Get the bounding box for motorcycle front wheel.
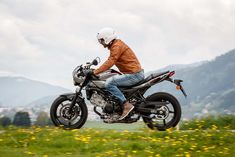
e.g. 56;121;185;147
50;96;88;129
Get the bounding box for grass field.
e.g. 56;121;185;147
0;121;234;157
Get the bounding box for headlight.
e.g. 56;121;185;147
73;75;84;84
72;65;85;85
72;65;81;77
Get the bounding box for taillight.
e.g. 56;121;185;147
168;71;175;77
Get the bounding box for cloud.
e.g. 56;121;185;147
0;0;234;88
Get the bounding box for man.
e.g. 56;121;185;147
93;27;144;120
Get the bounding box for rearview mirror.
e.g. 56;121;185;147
92;59;98;66
92;57;101;66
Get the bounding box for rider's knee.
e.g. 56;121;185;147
105;77;115;88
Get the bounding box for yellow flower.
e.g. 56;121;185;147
206;134;212;137
119;149;125;155
43;155;48;157
123;130;129;133
178;148;184;151
185;153;191;157
66;152;72;155
151;138;158;142
105;151;113;155
211;125;218;130
190;138;195;141
71;129;77;132
35;128;41;133
166;128;173;133
27;151;33;155
223;125;230;129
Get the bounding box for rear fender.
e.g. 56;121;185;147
166;78;187;97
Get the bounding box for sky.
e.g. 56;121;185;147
0;0;235;89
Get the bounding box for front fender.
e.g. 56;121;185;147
60;93;84;102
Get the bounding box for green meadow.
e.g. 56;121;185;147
0;115;235;157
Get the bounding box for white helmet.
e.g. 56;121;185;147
97;27;117;45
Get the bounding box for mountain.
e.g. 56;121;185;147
146;49;235;119
147;61;208;74
0;76;70;107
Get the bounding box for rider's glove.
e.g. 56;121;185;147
83;69;94;76
87;69;94;76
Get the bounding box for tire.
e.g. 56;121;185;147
50;96;88;129
142;92;181;131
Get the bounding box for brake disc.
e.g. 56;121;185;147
155;106;170;120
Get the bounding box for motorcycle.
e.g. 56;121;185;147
50;57;187;131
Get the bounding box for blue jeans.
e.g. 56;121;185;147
105;70;145;105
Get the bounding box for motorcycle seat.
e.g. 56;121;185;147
142;71;170;83
119;71;170;88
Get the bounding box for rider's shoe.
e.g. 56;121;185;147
119;101;134;120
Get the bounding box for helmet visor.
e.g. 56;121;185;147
98;38;105;45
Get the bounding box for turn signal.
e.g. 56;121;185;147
176;85;181;90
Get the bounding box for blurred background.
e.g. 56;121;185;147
0;0;234;125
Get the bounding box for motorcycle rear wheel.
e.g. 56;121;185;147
142;92;181;131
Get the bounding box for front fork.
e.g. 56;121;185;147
67;73;91;113
68;87;83;114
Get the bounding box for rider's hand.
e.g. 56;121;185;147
91;69;100;79
83;69;99;79
83;69;94;76
87;69;94;76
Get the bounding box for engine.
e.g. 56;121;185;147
90;91;108;107
89;91;120;114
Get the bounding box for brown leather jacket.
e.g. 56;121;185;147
94;39;142;75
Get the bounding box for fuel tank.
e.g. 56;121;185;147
89;69;121;88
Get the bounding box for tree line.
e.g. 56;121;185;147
0;111;52;127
